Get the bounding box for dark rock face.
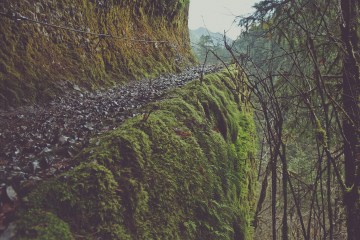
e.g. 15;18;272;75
0;0;194;108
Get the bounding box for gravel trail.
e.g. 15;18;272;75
0;66;221;191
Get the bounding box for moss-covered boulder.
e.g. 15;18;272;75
0;0;194;108
14;69;257;239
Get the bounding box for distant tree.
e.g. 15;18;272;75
193;34;231;65
198;35;214;49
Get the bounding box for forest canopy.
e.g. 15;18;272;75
222;0;360;239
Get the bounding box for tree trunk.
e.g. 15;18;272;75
340;1;360;239
272;154;277;240
280;143;289;240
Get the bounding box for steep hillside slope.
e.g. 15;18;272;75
12;69;257;239
0;0;194;108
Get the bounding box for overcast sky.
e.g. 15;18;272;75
188;0;260;39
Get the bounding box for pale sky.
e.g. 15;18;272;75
188;0;260;39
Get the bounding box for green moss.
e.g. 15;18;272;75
15;69;256;239
0;0;195;108
16;210;73;240
18;162;130;239
315;117;327;147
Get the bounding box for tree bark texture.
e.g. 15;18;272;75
340;0;360;239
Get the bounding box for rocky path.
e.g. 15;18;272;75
0;66;220;200
0;65;222;232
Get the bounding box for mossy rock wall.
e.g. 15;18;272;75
0;0;194;108
15;69;257;239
